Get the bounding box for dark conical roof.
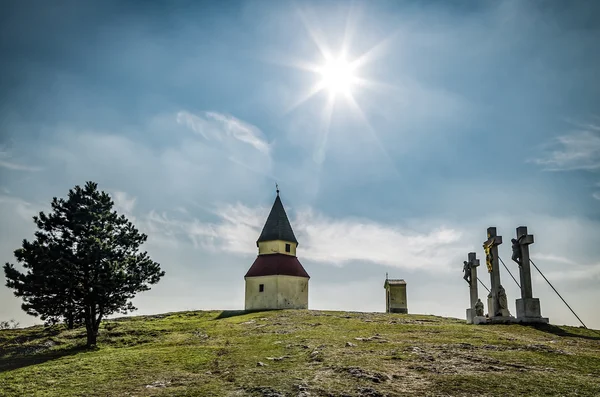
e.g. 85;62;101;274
257;194;298;245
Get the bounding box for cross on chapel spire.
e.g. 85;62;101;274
256;187;298;245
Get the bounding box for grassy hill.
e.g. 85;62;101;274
1;310;599;396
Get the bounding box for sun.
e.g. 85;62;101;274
317;56;357;96
285;50;366;113
282;6;397;116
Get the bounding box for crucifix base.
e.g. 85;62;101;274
466;308;475;324
516;298;549;323
475;316;518;325
466;309;487;324
516;316;549;324
473;315;549;325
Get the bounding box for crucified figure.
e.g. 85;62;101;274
462;261;472;285
511;235;525;266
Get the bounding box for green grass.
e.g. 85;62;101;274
1;310;599;396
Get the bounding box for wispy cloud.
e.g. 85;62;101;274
37;112;273;209
139;203;262;253
0;146;42;172
176;111;270;154
294;209;465;271
530;253;577;266
532;128;600;171
542;263;600;283
110;191;138;226
111;191;137;214
3;190;600;328
0;194;50;224
0;160;42;172
564;118;600;132
124;199;466;273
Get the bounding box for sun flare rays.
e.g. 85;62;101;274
283;5;398;115
281;6;398;178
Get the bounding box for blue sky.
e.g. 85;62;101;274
1;0;600;329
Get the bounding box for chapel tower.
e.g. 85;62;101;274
244;187;310;310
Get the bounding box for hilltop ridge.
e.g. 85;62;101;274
1;310;599;396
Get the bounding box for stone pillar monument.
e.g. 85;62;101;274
468;252;479;310
465;252;483;324
513;226;548;323
483;227;505;318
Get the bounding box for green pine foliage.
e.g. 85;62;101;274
3;181;165;346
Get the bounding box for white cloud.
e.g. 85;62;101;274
541;263;600;283
105;195;600;285
0;194;44;223
531;253;577;266
310;277;386;313
0;160;42;172
0;195;50;326
37;111;273;211
136;203;264;254
2;191;600;329
111;190;137;215
176;111;270;154
532;129;600;171
593;192;600;201
564;118;600;132
294;209;465;271
528;252;600;289
123;201;467;273
0;145;42;172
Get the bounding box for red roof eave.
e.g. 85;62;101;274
245;254;310;278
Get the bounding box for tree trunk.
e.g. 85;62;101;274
67;290;76;329
86;327;97;346
94;313;103;342
84;304;103;347
84;304;96;347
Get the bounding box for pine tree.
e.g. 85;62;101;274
4;181;165;346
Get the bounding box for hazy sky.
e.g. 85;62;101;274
1;0;599;329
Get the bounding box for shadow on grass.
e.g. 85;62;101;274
214;309;277;320
0;326;63;345
531;323;600;341
0;344;92;373
214;310;248;320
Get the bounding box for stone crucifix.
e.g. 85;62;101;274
515;226;534;300
513;226;546;321
483;227;503;317
467;252;480;309
465;252;481;323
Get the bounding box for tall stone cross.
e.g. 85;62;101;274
483;227;503;317
514;226;545;320
468;252;480;310
515;226;534;299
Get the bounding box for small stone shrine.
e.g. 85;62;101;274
384;275;408;314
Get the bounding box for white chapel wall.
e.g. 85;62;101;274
245;275;308;310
